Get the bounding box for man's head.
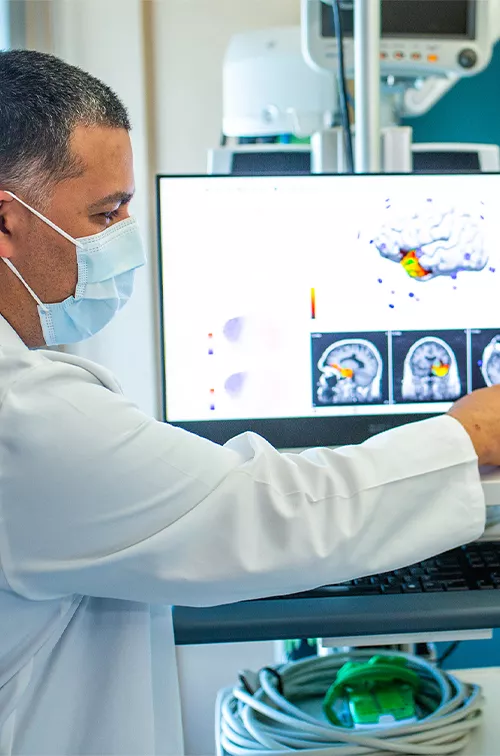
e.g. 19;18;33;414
0;50;135;347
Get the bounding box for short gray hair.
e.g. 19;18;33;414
0;49;131;205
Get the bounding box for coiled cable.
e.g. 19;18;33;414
217;649;483;755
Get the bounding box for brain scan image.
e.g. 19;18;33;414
401;336;461;401
316;338;383;404
372;200;487;282
480;336;500;387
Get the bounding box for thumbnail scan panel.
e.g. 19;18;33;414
310;328;489;409
311;332;389;407
392;330;467;403
471;329;500;389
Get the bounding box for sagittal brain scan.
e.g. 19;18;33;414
316;338;383;404
372;199;487;282
480;335;500;387
401;336;462;401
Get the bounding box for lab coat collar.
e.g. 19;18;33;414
0;315;29;350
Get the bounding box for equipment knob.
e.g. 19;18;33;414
458;48;478;69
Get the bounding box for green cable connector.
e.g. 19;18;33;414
323;655;420;729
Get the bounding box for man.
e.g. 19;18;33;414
0;48;496;755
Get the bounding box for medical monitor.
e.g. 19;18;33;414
157;173;500;448
302;0;494;78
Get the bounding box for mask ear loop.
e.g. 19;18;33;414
2;191;83;312
5;191;83;248
2;258;49;312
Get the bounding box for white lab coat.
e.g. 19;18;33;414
0;314;485;755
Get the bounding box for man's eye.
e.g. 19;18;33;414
101;209;120;221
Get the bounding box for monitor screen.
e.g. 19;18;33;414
413;150;481;173
321;0;474;39
231;150;311;176
157;173;500;447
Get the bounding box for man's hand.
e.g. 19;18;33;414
448;386;500;467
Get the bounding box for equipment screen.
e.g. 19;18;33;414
158;174;500;444
413;151;481;173
231;151;311;176
321;0;474;39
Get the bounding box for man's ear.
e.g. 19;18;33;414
0;191;15;259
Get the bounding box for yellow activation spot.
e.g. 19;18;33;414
332;363;354;379
431;362;450;378
400;250;430;279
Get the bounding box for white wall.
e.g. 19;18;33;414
150;0;300;174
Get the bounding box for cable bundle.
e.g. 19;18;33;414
217;649;483;755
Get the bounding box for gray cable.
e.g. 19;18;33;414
217;649;483;755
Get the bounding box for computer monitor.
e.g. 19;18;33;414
157;173;500;448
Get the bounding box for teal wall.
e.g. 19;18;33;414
404;42;500;146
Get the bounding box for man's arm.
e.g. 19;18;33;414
0;359;485;606
448;385;500;467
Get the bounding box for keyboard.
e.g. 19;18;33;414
293;541;500;598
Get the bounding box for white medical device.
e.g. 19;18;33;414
223;26;337;138
302;0;497;78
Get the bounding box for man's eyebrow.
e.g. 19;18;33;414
88;191;134;212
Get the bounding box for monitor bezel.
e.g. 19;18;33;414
156;172;496;448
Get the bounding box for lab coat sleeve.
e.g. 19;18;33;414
0;359;485;605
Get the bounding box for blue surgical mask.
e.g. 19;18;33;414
2;192;146;346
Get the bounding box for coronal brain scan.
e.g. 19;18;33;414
480;335;500;387
317;339;383;404
402;336;461;401
372;200;487;282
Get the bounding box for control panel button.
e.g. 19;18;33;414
394;51;405;59
411;52;422;60
458;48;478;68
380;51;388;59
427;53;439;63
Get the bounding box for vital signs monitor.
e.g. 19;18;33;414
302;0;496;78
157;173;500;448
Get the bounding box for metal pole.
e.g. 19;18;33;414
354;0;381;173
